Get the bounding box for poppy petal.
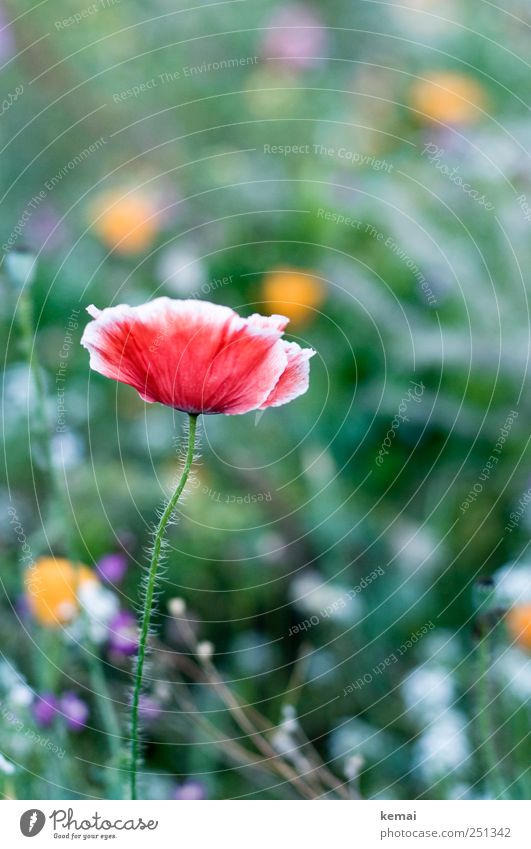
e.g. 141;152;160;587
260;341;316;409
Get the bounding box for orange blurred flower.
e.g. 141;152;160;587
26;558;98;628
261;268;326;325
410;72;486;125
90;189;161;255
506;604;531;650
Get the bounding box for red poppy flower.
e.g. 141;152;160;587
81;298;315;415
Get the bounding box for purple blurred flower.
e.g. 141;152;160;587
261;4;327;70
139;695;162;724
108;610;138;656
173;780;207;800
60;692;89;732
15;594;32;622
97;553;128;584
26;204;68;254
32;692;59;728
0;5;15;62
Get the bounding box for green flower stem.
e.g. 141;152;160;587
477;634;507;799
129;413;198;800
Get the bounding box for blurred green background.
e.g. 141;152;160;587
1;0;531;801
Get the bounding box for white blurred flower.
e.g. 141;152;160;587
272;728;297;756
197;641;214;660
0;754;15;775
74;581;120;644
0;661;20;691
272;707;312;773
51;430;84;469
168;597;186;618
329;718;394;763
2;364;37;429
462;123;531;183
254;530;288;565
9;684;33;709
280;704;299;735
156;245;206;295
392;520;442;575
5;249;36;289
493;647;531;702
414;710;470;782
301;444;336;487
494;562;531;606
344;754;364;781
290;571;359;621
0;662;33;707
402;665;455;724
418;630;462;668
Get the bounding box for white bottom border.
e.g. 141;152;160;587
2;799;529;848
